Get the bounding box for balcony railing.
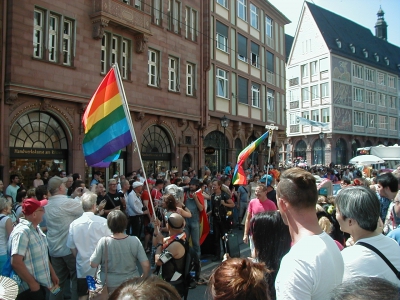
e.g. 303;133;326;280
90;0;152;40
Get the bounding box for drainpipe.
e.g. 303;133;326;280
0;0;7;175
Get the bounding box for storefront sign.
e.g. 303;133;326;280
10;147;67;158
141;153;171;160
204;147;215;154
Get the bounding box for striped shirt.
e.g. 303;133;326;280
9;218;52;293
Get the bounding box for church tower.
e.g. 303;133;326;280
375;6;388;40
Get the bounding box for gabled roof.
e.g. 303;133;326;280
306;1;400;75
285;34;294;63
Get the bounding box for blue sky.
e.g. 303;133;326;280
268;0;400;47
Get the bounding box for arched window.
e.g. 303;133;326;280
10;112;68;149
235;138;243;162
335;138;347;165
9;111;68;188
141;125;171;153
312;139;325;165
141;125;172;175
294;140;307;160
182;153;191;172
351;139;361;157
204;131;229;173
365;140;373;147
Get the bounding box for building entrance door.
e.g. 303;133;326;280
141;125;172;176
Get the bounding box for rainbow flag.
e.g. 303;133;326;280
232;131;269;185
196;189;210;245
82;66;134;167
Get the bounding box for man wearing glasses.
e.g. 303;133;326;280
9;198;59;300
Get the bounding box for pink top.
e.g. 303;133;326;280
248;198;277;218
334;240;344;251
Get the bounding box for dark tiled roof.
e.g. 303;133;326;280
306;1;400;75
285;34;294;63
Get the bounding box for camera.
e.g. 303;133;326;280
159;251;173;263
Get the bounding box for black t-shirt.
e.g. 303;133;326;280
96;194;106;205
267;189;277;206
211;191;230;220
105;192;124;211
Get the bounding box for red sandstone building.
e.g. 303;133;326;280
0;0;289;186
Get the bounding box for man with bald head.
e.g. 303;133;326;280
154;213;187;297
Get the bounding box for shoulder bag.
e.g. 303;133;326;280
90;237;109;300
357;241;400;280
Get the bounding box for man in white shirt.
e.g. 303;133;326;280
336;186;400;286
46;176;84;300
342;168;353;181
275;168;344;300
127;181;144;238
67;192;111;300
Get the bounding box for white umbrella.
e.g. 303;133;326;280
349;155;385;165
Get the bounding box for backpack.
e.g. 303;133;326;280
10;203;21;225
166;240;201;300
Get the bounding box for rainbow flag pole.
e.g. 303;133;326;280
232;124;279;185
113;65;158;217
232;131;269;185
82;64;157;215
264;124;279;176
82;64;135;167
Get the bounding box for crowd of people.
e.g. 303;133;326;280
0;161;399;300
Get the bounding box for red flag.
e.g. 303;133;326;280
196;189;210;245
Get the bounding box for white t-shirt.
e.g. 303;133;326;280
66;212;111;278
342;234;400;286
275;231;344;300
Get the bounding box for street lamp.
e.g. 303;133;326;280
220;115;230;169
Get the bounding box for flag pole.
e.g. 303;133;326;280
265;124;279;176
113;64;156;220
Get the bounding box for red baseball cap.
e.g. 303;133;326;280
146;179;156;185
22;198;48;216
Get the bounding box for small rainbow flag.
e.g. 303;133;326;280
82;66;134;167
232;131;269;185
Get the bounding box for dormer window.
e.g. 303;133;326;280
349;43;355;53
363;48;368;58
336;38;341;48
384;57;389;65
374;53;379;62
